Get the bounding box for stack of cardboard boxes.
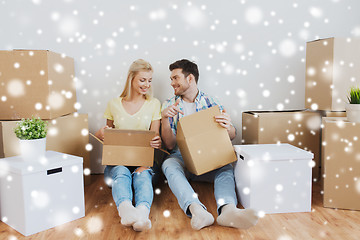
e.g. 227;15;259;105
241;37;360;211
0;49;91;185
305;38;360;211
242;110;321;180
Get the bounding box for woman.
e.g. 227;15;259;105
96;59;161;231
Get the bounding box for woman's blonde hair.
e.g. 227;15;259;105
120;59;153;100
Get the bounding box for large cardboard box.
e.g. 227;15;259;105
322;117;360;210
102;129;155;167
0;113;91;185
176;106;237;175
305;38;360;111
234;144;313;214
0;151;85;236
0;50;76;120
242;110;321;180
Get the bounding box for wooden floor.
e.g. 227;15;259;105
1;175;360;240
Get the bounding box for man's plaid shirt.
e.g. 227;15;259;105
161;90;224;136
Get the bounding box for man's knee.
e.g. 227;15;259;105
162;157;183;174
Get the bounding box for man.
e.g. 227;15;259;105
161;59;259;230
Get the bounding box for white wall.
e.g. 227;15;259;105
1;0;359;173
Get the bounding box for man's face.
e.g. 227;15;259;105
170;68;190;96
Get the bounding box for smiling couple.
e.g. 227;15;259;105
96;59;258;232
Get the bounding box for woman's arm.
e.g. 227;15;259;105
149;119;161;149
95;120;114;141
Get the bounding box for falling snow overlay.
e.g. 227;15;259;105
1;0;360;238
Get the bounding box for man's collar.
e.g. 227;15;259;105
194;89;201;102
175;89;201;103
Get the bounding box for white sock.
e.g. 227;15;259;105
117;201;139;226
217;204;258;229
132;205;151;232
189;203;214;230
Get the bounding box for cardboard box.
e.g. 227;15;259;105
102;129;155;167
305;38;360;111
234;144;313;214
176;106;237;175
322;117;360;210
0;151;85;236
242;110;321;180
0;113;91;185
0;50;76;120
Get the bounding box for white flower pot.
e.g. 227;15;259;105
19;137;46;162
345;103;360;123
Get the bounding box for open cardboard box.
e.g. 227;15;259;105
176;105;237;175
100;129;155;167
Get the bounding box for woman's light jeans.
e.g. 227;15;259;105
104;165;154;210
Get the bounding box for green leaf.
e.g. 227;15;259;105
13;116;48;140
348;86;360;104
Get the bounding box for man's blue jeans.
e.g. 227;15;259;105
104;165;154;210
162;150;237;217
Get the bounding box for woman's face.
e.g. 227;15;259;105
131;71;153;96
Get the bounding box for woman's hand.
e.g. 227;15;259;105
95;125;111;141
150;135;162;149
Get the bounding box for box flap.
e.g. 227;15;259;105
243;109;308;116
0;151;83;175
234;144;313;161
322;117;348;123
307;37;334;43
104;129;155;147
178;105;221;137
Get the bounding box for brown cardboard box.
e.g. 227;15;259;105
322;117;360;210
0;113;91;185
176;106;237;175
0;50;76;120
102;129;155;166
242;110;321;180
305;38;360;111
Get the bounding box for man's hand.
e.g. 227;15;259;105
214;109;232;132
161;98;184;119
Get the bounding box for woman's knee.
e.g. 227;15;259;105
111;165;131;179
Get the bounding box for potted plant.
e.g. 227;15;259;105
14;117;48;161
345;86;360;123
